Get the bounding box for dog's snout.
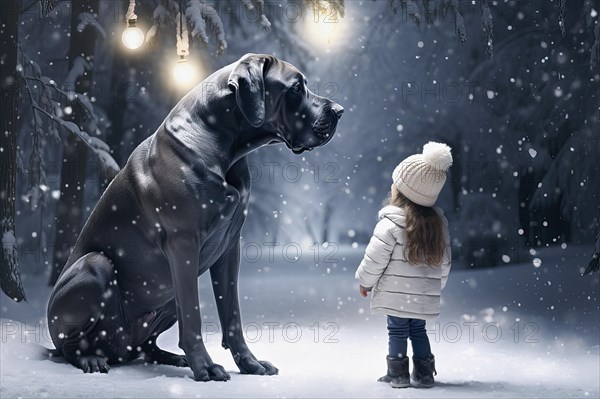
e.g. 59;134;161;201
332;103;344;120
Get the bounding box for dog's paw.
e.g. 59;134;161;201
235;353;278;375
143;349;189;368
157;353;188;368
193;363;231;382
172;355;189;368
78;356;110;373
254;360;279;375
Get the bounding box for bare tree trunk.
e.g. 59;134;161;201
0;0;26;301
518;166;536;247
321;200;333;243
304;217;318;244
106;55;127;166
49;0;99;285
448;134;463;213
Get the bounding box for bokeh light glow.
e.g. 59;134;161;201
173;57;195;87
122;20;144;50
302;7;345;50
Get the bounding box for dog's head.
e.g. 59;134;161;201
228;53;343;154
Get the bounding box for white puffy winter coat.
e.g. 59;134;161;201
355;205;451;320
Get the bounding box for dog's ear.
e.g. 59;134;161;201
228;54;269;128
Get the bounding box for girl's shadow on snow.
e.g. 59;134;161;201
435;381;511;391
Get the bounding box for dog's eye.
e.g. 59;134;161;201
293;82;302;93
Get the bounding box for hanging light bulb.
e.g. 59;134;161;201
122;19;144;49
173;55;195;85
303;4;345;50
172;0;196;87
122;0;144;50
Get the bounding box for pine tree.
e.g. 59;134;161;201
0;0;26;301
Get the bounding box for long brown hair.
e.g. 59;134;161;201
387;186;445;266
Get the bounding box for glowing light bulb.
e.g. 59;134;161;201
173;56;195;86
122;19;144;50
303;7;345;50
313;17;337;36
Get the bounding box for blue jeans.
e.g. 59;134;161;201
387;316;432;359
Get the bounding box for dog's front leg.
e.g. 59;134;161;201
210;241;279;375
164;233;230;382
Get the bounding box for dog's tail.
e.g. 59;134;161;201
46;348;63;358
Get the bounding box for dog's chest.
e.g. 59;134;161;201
199;193;248;270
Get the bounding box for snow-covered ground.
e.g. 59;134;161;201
1;244;598;398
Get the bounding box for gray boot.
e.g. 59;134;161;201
411;355;437;388
378;356;410;388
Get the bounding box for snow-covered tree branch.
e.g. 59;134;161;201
17;49;120;180
146;0;346;56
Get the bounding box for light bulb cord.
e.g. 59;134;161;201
179;0;183;40
176;0;189;56
126;0;137;22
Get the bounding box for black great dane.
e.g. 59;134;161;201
47;53;343;381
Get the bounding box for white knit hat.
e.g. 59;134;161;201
392;142;453;207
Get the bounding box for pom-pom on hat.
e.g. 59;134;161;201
392;142;453;207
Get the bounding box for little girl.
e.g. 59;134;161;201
355;142;452;389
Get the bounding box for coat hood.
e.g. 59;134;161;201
378;205;447;227
378;205;406;227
